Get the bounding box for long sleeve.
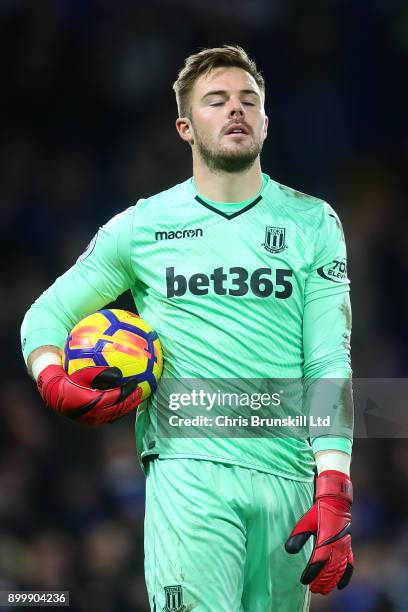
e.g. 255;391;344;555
21;206;136;364
303;203;353;453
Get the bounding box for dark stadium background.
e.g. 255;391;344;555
2;1;408;611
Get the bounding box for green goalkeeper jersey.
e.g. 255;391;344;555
21;174;352;481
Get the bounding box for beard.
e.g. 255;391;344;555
193;125;264;173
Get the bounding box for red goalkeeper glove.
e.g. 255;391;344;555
285;470;353;595
37;365;143;426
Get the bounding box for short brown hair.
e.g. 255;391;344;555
173;45;265;117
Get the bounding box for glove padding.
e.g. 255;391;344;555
285;470;353;595
37;364;143;426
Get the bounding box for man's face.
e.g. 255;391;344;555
184;67;268;173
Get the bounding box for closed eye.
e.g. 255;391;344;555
210;101;256;107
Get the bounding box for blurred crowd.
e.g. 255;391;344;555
1;0;408;610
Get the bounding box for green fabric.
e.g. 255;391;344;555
21;175;353;479
144;458;313;612
192;173;268;213
311;436;352;455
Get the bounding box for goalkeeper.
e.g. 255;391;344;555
21;45;354;611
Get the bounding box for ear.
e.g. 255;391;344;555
263;114;269;139
176;117;194;145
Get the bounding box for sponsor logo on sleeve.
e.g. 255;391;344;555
317;259;347;282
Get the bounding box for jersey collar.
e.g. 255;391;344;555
187;173;270;220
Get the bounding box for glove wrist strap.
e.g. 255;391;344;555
316;470;353;504
37;364;65;393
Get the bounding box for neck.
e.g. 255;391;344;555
192;156;263;202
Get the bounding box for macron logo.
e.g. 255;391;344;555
155;228;203;241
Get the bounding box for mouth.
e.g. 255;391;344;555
224;124;250;136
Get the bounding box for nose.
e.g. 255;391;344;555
227;96;245;119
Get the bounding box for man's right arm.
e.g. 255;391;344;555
21;206;135;367
21;206;143;425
